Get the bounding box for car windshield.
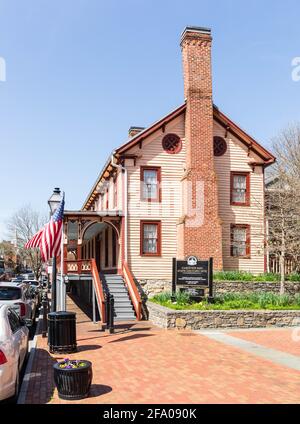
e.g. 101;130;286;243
29;281;39;286
0;287;21;300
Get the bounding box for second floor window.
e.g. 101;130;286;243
231;172;250;206
141;167;161;202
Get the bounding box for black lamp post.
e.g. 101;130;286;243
48;187;62;312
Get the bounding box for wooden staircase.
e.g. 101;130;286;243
101;274;136;321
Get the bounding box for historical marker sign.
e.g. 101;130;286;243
172;256;213;301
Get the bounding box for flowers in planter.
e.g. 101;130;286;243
58;358;87;369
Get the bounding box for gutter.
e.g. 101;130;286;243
110;153;128;263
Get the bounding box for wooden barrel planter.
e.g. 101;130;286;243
53;359;93;400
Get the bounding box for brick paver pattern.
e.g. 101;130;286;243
24;297;300;404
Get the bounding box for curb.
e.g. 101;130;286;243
17;310;44;404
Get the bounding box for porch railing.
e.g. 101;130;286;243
122;261;142;321
90;259;106;324
64;260;92;275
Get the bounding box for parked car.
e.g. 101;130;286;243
0;304;29;401
0;283;37;323
25;280;42;305
10;277;23;284
21;273;35;281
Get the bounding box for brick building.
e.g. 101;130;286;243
63;27;275;318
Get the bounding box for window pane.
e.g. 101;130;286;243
232;227;247;257
232;175;247;203
67;221;78;244
143;170;158;199
143;224;158;253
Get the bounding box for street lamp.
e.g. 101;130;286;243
48;187;61;312
48;187;62;215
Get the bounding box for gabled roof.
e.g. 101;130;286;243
82;103;275;210
213;106;275;164
115;103;186;155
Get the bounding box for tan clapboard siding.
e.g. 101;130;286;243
214;121;265;274
125;114;186;280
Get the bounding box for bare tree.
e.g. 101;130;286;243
7;205;47;280
266;123;300;294
0;240;17;272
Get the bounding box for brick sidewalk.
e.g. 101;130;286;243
228;328;300;356
23;297;300;404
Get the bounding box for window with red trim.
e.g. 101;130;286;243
140;221;161;256
230;172;250;206
231;224;251;258
140;167;161;202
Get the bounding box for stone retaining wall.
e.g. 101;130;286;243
138;279;300;298
147;301;300;330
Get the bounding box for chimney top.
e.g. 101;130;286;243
180;26;212;45
128;126;145;138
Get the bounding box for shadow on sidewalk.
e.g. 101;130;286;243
89;384;113;398
77;344;102;352
109;333;154;343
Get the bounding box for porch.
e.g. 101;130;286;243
61;210;142;322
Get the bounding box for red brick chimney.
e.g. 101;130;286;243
180;26;223;269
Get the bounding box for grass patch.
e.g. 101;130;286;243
151;291;300;311
213;271;300;282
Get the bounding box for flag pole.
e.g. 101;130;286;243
60;192;65;311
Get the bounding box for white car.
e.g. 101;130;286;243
0;283;37;323
0;304;29;401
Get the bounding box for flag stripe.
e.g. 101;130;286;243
24;194;65;263
25;229;43;249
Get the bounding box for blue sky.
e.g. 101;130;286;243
0;0;299;240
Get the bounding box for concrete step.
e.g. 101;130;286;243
114;299;133;305
114;304;134;311
105;284;126;289
109;287;128;295
115;314;136;321
110;294;129;299
102;275;123;280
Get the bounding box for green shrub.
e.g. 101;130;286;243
151;291;300;310
213;271;255;281
213;271;300;282
151;290;191;306
287;273;300;281
152;291;172;304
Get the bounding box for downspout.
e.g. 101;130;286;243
111;153;128;263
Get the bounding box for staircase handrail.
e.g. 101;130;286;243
122;261;142;321
90;259;106;324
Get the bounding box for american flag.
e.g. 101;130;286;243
24;228;43;249
25;194;65;262
40;194;65;262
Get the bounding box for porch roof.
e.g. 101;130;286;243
64;210;123;220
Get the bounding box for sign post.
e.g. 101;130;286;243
172;256;214;302
171;257;177;301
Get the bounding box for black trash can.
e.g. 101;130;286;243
48;311;77;354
